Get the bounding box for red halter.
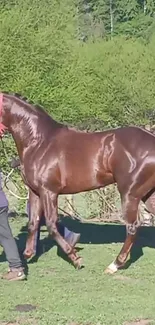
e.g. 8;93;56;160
0;93;7;137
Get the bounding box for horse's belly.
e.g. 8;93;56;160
59;183;101;195
59;171;114;195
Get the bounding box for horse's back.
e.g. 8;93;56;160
114;126;155;153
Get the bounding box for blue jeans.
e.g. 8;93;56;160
0;207;22;268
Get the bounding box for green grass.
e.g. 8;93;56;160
0;217;155;325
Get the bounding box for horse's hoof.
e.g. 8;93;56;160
104;261;118;275
23;249;34;259
104;267;116;275
74;257;83;270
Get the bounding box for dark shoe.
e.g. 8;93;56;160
65;232;81;247
1;267;26;281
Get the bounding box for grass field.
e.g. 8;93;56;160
0;216;155;325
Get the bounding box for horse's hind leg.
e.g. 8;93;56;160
142;189;155;216
105;194;140;274
24;189;42;259
41;190;83;269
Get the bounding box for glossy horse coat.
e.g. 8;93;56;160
1;92;155;272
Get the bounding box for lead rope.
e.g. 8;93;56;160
4;168;28;200
1;137;28;200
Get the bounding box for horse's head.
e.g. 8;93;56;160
0;92;29;137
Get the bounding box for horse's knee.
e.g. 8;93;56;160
28;221;34;232
28;219;39;232
46;220;58;237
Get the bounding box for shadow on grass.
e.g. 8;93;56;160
61;217;155;270
1;215;155;271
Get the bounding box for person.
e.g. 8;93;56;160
0;170;25;281
11;158;81;255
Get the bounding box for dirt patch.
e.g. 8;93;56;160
14;304;37;313
124;319;154;325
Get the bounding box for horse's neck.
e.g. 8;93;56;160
10;118;37;153
7;99;66;150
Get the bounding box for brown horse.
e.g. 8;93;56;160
1;91;155;273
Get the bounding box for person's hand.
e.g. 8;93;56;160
10;158;20;169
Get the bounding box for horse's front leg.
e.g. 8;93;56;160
105;194;140;274
24;189;42;259
41;190;83;269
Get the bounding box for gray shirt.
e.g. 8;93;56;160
0;171;8;208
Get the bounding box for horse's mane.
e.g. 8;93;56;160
3;91;47;114
3;91;67;126
2;92;86;133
